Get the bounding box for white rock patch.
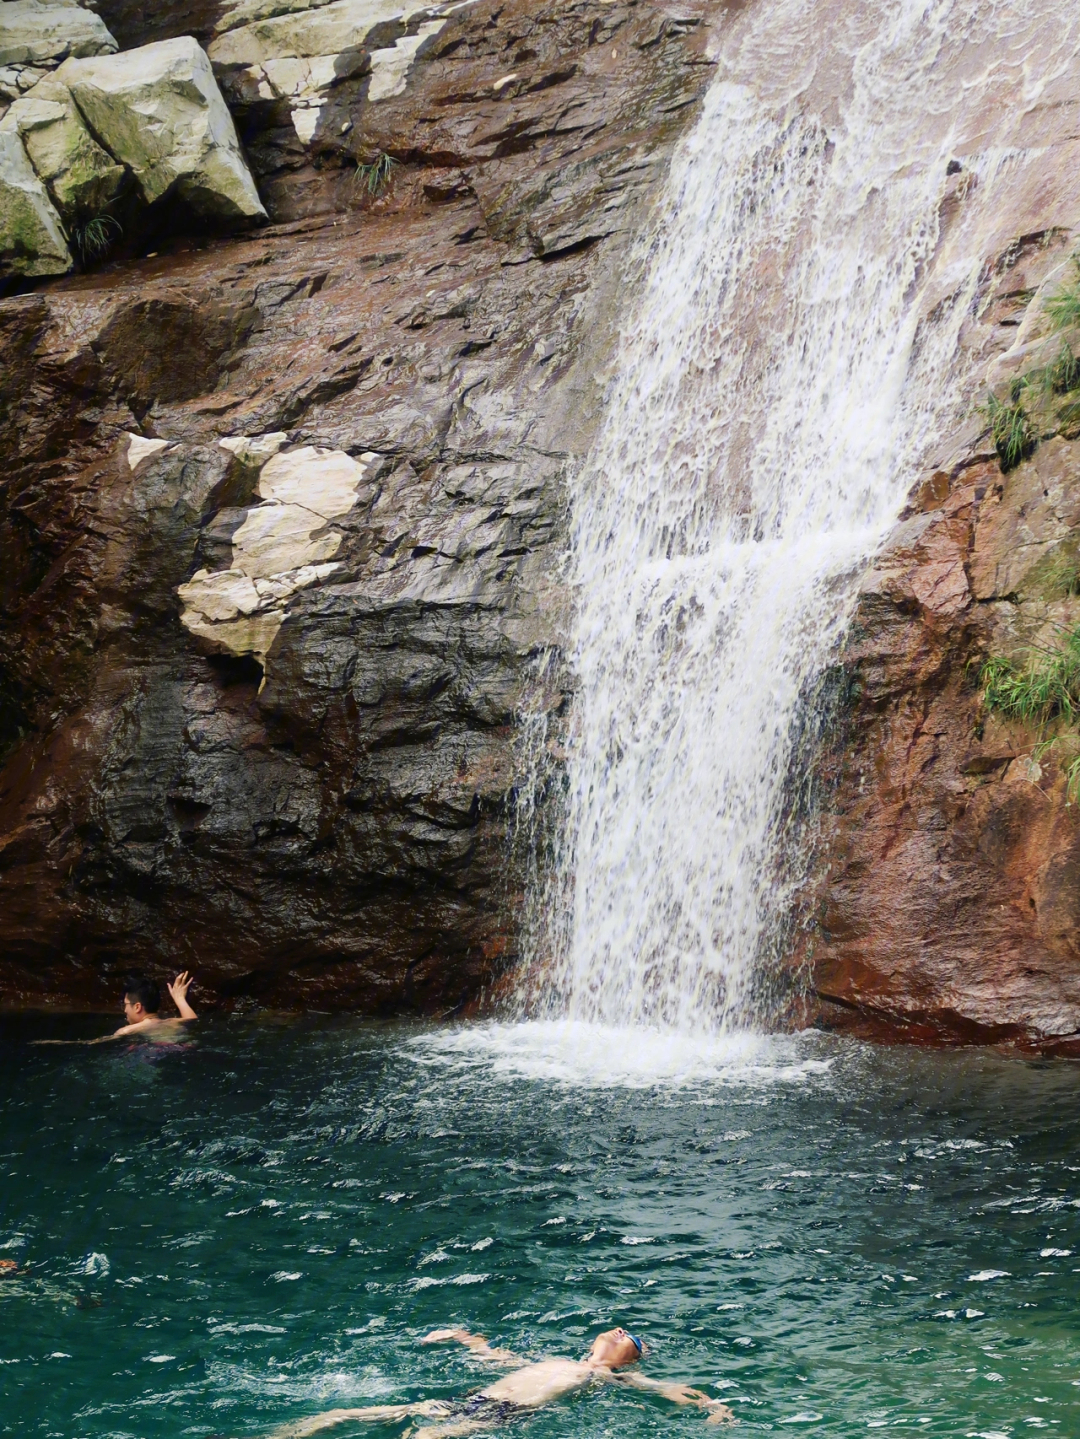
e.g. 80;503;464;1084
208;0;422;68
291;104;321;143
257;445;370;514
219;431;287;466
179;444;378;664
366;17;446;101
208;0;458;137
229;501;344;575
215;0;336;34
125;434;174;469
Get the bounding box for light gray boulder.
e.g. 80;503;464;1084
0;127;71;275
0;0;117;68
57;36;266;221
0;73;125;217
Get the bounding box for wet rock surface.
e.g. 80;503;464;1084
0;0;713;1010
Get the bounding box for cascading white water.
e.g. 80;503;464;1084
526;0;1080;1031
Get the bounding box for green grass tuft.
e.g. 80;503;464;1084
354;152;395;196
71;213;122;264
981;628;1080;802
1066;753;1080;803
1044;343;1080;396
1044;260;1080;333
980;392;1036;471
981;629;1080;729
1041;548;1080;599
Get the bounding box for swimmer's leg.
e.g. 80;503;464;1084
267;1401;449;1437
409;1419;508;1439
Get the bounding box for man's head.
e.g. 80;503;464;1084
123;975;161;1023
586;1327;644;1369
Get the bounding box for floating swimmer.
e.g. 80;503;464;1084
32;972;197;1045
264;1326;735;1436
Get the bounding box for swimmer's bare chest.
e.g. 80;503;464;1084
480;1359;598;1408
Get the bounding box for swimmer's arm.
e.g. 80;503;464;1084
32;1016;181;1045
32;1029;135;1045
167;970;197;1021
421;1329;524;1365
608;1372;736;1424
33;1017;188;1045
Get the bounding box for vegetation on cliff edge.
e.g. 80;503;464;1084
980;259;1080;472
981;624;1080;799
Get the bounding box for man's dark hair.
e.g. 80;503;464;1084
123;975;161;1013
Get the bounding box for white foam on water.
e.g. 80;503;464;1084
406;1020;833;1091
521;0;1080;1032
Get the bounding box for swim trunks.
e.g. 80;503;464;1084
443;1394;524;1425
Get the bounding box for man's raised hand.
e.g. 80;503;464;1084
167;971;197;1020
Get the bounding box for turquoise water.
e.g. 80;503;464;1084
2;1015;1079;1438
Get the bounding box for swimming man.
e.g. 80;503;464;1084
32;972;197;1044
264;1325;735;1436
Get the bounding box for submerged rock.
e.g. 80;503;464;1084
0;128;71;276
56;36;266;220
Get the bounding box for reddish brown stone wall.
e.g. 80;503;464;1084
809;230;1080;1053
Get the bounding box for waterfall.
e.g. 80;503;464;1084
522;0;1080;1031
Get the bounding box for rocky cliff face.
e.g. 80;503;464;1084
0;0;713;1010
8;0;1080;1049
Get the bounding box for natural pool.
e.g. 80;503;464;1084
1;1016;1079;1438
